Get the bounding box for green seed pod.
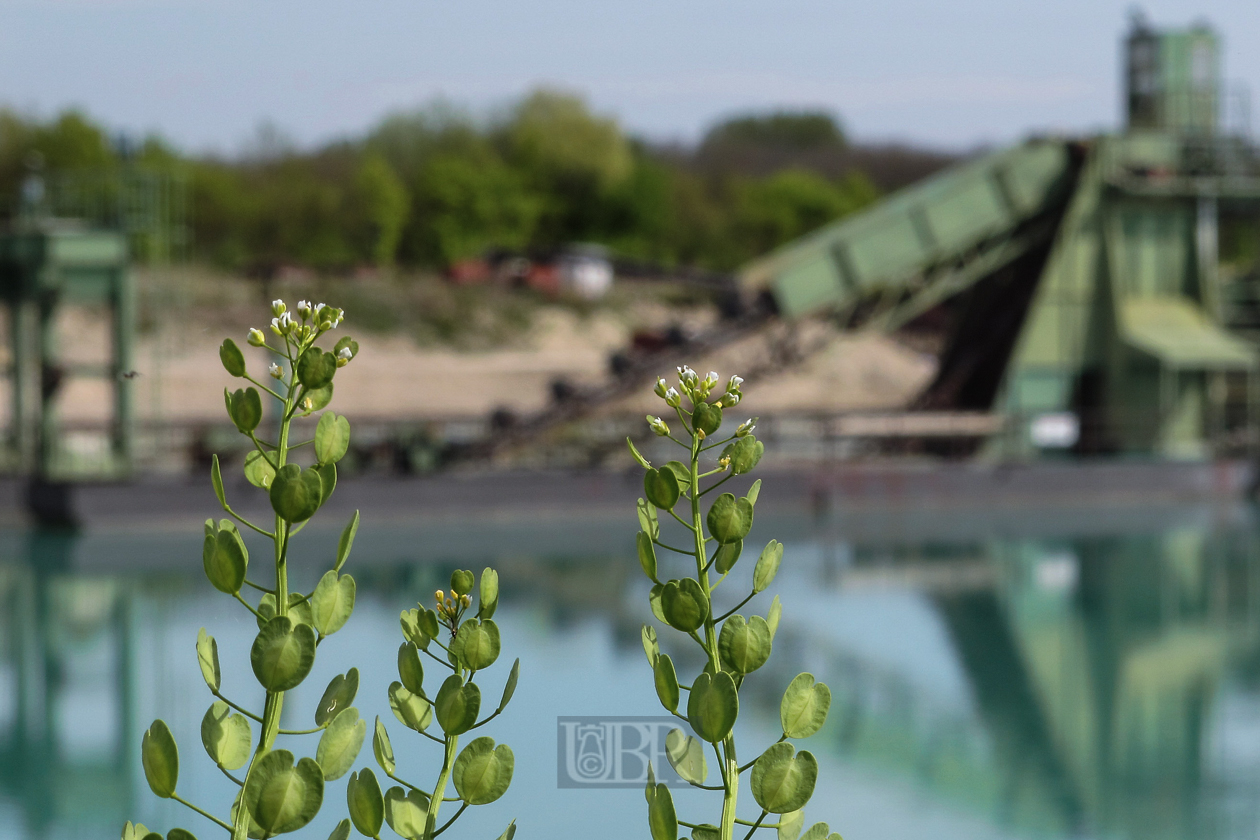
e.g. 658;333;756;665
451;569;475;597
750;743;818;814
644;467;681;510
219;338;246;377
346;769;384;837
452;737;515;805
297;347;337;390
692;401;723;435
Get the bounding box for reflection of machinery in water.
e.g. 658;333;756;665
0;531;134;838
774;518;1260;840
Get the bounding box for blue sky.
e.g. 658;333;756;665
1;0;1257;154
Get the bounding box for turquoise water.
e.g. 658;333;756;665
3;499;1260;840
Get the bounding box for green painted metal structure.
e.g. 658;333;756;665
0;221;134;478
737;16;1260;459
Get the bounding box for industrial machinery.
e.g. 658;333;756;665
738;15;1260;459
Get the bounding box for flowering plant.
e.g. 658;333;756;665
631;367;840;840
124;299;365;840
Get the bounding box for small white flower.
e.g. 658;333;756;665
268;363;283;379
727;375;744;392
646;415;670;437
664;387;681;407
704;371;720;387
247;328;265;347
278;311;293;330
736;418;756;437
313;302;326;318
270;318;284;336
271;299;286;317
677;365;698;385
337;347;353;361
296;300;312;319
654;377;669;398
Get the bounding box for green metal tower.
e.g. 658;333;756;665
736;15;1260;460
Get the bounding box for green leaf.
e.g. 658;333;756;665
383;786;429;840
636;531;659;582
780;673;831;739
653;653;679;712
325;820;351;840
686;671;739;743
767;594;783;639
202;521;248;594
313;462;337;507
713;539;742;574
665;728;707;784
692;827;720;840
196;628;221;693
201;700;251;771
661;578;708;632
747;478;762;506
644;467;681;510
646;782;678;840
167;829;199;840
335;510;359;573
316;668;360;728
317;707;366;781
141;720;178;798
227;387;263;433
372;717;395;775
397;642;424;695
305;382;334;413
754;540;784;593
210;455;226;509
269;464;323;523
315;411;351;464
298;347;337;390
637;497;660;540
497;658;520;712
626;437;652;468
250;616;317;691
777;810;805;840
451;618;500;670
243;450;276;489
310;570;356;636
388;681;433;732
718;615;773;674
452;737;515;805
479;566;500;619
496;821;517;840
219;338;246;377
243;750;324;835
434;674;481;735
399;609;431;650
346;769;384;837
707;493;753;544
692;401;723;435
750;742;818;813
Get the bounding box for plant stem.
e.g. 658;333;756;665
232;366;295;840
424;734;459;839
690;433;739;840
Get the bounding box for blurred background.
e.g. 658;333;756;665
3;1;1260;838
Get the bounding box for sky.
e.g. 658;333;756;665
1;0;1258;155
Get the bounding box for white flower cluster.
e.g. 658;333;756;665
256;298;346;343
653;366;744;408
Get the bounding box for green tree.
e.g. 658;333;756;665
355;152;410;266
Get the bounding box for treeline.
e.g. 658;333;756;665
0;91;958;273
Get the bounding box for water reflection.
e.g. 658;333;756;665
2;502;1260;839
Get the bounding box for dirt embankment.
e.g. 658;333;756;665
0;269;936;426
